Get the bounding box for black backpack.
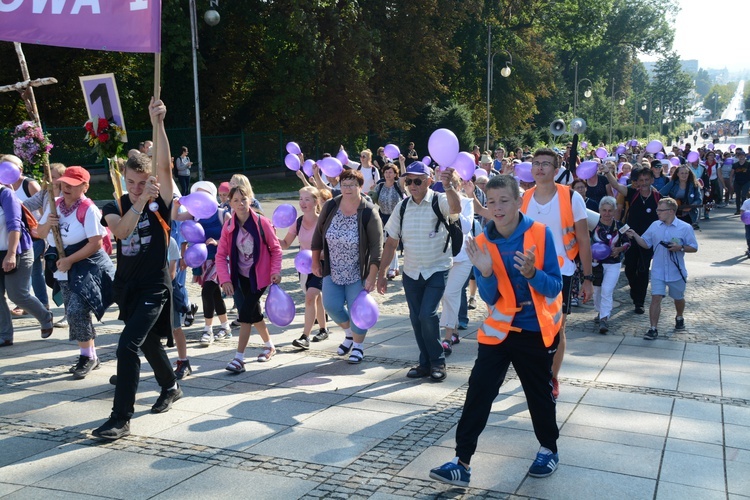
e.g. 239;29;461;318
399;194;463;257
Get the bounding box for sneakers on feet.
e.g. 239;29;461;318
312;328;329;342
92;414;130;440
675;316;685;331
151;384;183;413
184;303;198;327
442;340;453;357
599;318;609;334
230;319;241;328
451;333;461;344
200;331;213;346
292;334;310;350
644;327;658;340
174;359;192;379
214;327;230;341
551;377;560;399
634;305;645;314
528;450;559;478
54;316;69;328
72;355;100;380
467;297;477;310
429;457;471;487
257;347;276;362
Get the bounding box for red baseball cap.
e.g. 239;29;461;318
57;166;90;186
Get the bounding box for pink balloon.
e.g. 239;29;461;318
645;140;663;154
669;157;680;166
0;161;21;185
741;211;750;224
286;142;301;155
285;153;301;171
383;144;400;160
595;147;608;159
576;160;598;180
180;220;205;244
515;162;534;183
580;141;588;149
272;204;298;228
265;284;295;327
422;156;432;166
452;152;476;181
318;157;343;178
180;191;218;220
350;290;379;330
687;151;699;163
591;242;612;260
184;243;208;268
302;159;315;177
336;149;349;165
294;249;313;274
428;128;460;167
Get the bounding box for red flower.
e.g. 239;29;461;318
85;121;94;133
98;133;109;143
98;118;109;130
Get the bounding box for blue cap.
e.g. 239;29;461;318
400;161;431;177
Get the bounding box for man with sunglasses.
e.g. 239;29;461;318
378;162;461;382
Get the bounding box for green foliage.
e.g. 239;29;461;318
411;100;474;153
702;82;738;117
695;69;712;97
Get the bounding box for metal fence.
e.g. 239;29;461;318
1;126;409;180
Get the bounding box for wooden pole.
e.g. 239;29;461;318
152;53;161;178
12;43;65;256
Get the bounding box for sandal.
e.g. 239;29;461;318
348;347;364;364
257;347;276;362
430;365;447;382
406;365;430;379
337;337;354;356
225;358;245;373
41;328;54;339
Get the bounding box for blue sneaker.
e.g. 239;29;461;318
528;450;559;478
429;457;471;487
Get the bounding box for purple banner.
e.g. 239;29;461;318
0;0;161;53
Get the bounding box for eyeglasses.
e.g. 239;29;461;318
656;208;674;212
340;183;359;189
531;161;554;168
404;178;424;186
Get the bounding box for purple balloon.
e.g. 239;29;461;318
687;151;699;163
724;158;734;166
655;152;665;159
595;147;608;159
581;141;588;149
669;157;680;166
285;153;301;171
336;149;349;165
302;159;315;177
452;152;476;181
272;204;298;229
0;161;21;185
286;141;301;155
184;243;208;268
428;128;460;167
645;140;663;154
180;191;218;220
422;156;432;166
576;160;598;180
741;211;750;224
515;162;534;183
615;145;626;155
294;249;313;274
474;168;489;180
383;144;400;160
318;157;343;178
350;290;379;330
630;140;639;147
180;220;206;244
730;144;736;150
706;143;714;150
591;242;612;260
265;284;296;327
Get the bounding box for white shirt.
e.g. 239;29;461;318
523;189;588;276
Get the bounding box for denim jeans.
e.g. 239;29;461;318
458;275;470;326
322;276;367;336
402;270;448;369
30;239;48;308
0;249;53;342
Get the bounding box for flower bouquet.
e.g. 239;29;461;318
84;116;126;162
12;121;53;178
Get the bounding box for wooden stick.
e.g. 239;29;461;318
0;77;58;94
152;53;161;177
13;43;65;256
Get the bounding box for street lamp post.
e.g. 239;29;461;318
573;62;592;117
712;94;718;119
485;25;512;152
633;97;647;138
609;78;627;145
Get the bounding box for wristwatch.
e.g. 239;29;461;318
583;274;595;281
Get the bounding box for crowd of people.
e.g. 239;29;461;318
3;98;749;485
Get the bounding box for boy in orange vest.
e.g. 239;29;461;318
429;175;563;487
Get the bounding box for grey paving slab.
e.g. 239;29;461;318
0;390;78;418
208;391;328;426
2;486;112;499
724;405;750;426
560;423;666;451
566;404;671;437
153;414;287;451
659;450;726;493
297;405;417;439
515;465;656;500
655;482;728;500
727;450;750;497
0;436;61;468
667;416;724;445
0;484;24;497
677;374;723;395
355;371;468;406
725;423;750;450
579;387;674;415
16;397;114;430
665;438;724;460
557;435;662;479
0;443;110;486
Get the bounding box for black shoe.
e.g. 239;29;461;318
109;374;117;386
644;327;658;340
675;316;685;331
92;414;130;440
312;328;329;342
634;305;645;315
72;355;100;380
184;303;198;327
292;334;310;350
151;385;183;414
174;359;192;380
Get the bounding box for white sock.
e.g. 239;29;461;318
203;325;212;332
539;446;553;456
235;351;245;361
341;336;354;348
221;321;230;330
168;383;178;391
264;340;274;349
352;342;363;351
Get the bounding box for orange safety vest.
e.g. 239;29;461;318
475;221;563;348
521;184;578;261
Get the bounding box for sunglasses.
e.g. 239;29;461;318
404;178;424;186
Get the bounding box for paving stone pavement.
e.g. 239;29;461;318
1;191;749;499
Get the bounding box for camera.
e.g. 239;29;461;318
659;241;673;249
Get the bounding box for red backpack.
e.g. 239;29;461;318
55;198;114;255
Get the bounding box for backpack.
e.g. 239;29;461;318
372;180;403;204
320;197;373;232
357;163;377;181
0;185;39;239
399;194;463;257
57;198;114;255
22;177;33;198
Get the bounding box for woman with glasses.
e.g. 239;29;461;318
349;149;380;194
371;164;405;280
311;169;383;364
660;166;702;226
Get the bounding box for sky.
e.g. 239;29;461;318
639;0;748;72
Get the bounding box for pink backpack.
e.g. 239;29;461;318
55;198;114;255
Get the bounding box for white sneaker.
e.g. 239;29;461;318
214;327;230;340
200;331;213;346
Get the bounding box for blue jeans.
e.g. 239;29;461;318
402;270;448;369
458;275;470;326
31;239;48;308
322;276;367;336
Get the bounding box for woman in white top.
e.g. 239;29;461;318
350;149;381;194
